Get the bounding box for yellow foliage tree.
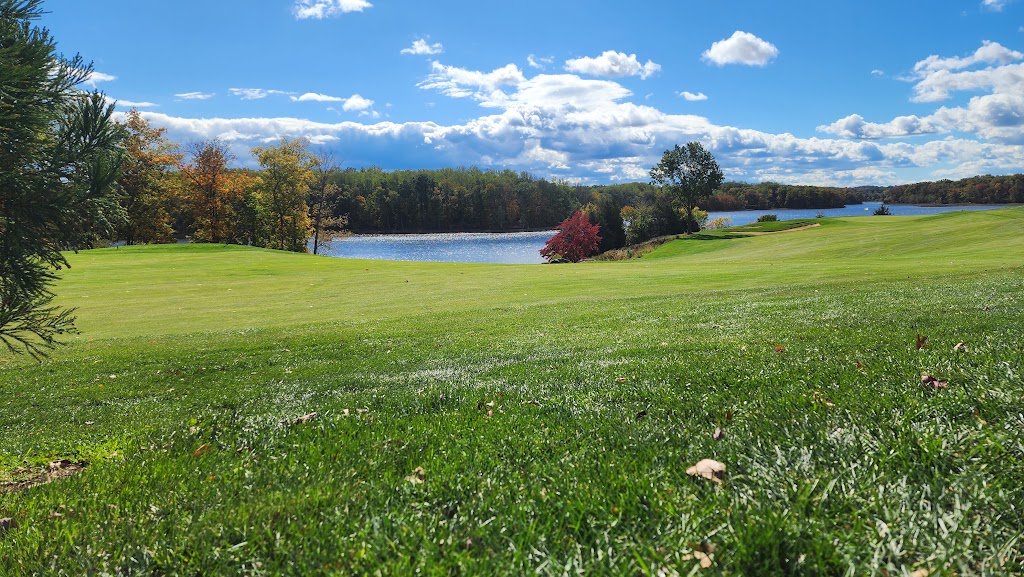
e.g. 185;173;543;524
117;110;181;244
179;139;253;243
250;138;315;252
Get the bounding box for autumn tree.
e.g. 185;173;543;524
539;210;601;263
116;109;181;244
179;139;251;243
308;150;348;255
650;142;724;234
1;0;125;357
250;138;315;252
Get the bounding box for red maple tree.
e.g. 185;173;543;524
540;210;602;263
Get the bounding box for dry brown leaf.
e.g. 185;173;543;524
916;334;928;350
405;466;426;485
616;377;627;383
920;373;948;390
713;427;725;441
291;412;318;425
486;409;494;418
725;409;733;422
0;517;16;535
694;550;713;568
686;459;726;484
953;342;968;353
192;443;210;458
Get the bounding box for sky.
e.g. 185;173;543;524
41;0;1024;186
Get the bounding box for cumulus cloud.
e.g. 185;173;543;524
293;0;372;19
703;31;779;66
84;71;116;87
821;41;1024;146
175;91;215;100
342;94;374;111
291;92;346;102
527;54;554;69
564;50;661;79
419;62;527;99
981;0;1006;10
680;91;708;101
229;88;293;100
132;53;1024;185
401;39;443;56
817;113;942;139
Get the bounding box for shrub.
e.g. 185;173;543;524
705;217;733;230
756;214;778;222
873;204;892;215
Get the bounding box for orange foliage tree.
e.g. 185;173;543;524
117;110;181;244
178;139;254;243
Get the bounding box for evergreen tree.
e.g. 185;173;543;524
1;0;125;358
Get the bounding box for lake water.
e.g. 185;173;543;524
319;203;1014;264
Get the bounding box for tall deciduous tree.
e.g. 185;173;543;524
649;142;724;234
539;210;601;263
179;139;251;243
250;138;315;252
308;151;349;255
117;109;181;244
1;0;125;358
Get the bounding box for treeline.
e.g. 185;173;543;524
328;167;578;233
884;174;1024;205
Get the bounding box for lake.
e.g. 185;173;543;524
318;203;1014;264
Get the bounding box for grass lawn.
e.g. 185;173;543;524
1;208;1023;575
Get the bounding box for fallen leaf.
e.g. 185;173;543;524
713;427;725;441
812;391;834;407
694;550;713;569
616;377;627;383
291;412;318;425
920;373;948;390
915;334;928;350
686;459;726;484
953;342;968;353
415;388;425;395
405;466;426;485
523;399;540;406
855;360;865;369
486;409;494;418
84;421;95;426
192;443;210;458
636;410;648;420
725;409;733;422
775;346;785;353
486;400;496;408
0;517;16;534
341;408;350;417
48;460;74;471
909;569;930;577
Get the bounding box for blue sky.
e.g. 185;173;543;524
43;0;1024;185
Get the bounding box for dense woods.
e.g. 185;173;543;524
883;174;1024;205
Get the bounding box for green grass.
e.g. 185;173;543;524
2;208;1023;575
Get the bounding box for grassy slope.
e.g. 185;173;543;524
1;209;1023;575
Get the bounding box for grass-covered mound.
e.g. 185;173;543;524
2;209;1023;575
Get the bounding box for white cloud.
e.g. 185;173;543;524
175;92;215;100
911;40;1023;78
293;0;372;19
342;94;374;111
130;54;1024;185
291;92;346;102
871;69;886;77
821;41;1024;146
419;62;526;99
115;99;158;108
680;91;708;101
401;39;443;56
229;88;292;100
564;50;661;79
84;71;116;87
702;31;779;67
817;113;943;139
527;55;554;70
982;0;1006;10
